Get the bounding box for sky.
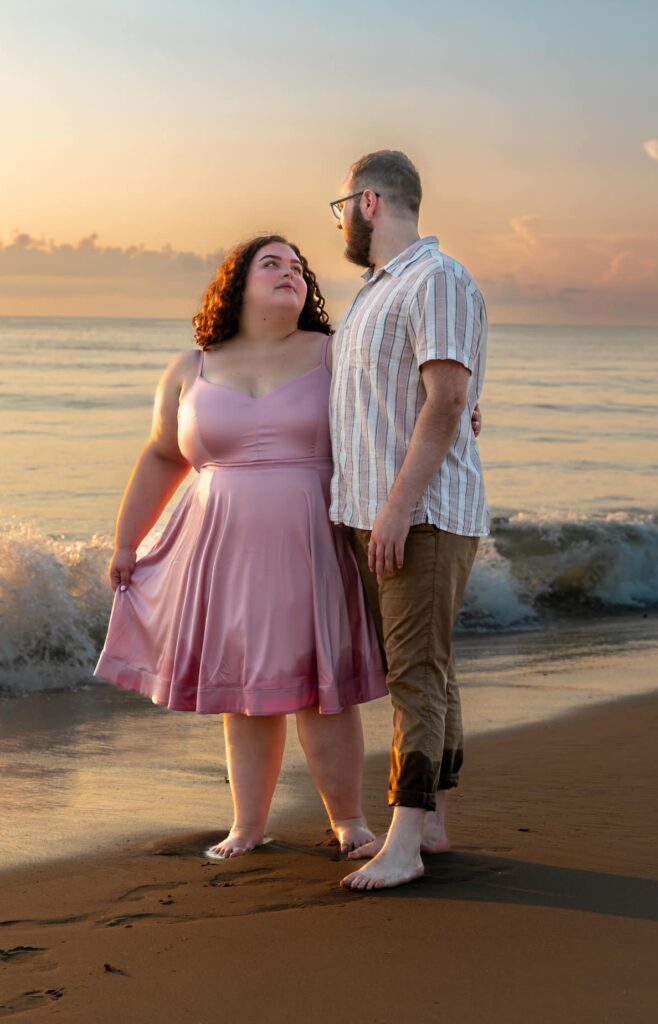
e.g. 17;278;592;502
1;0;657;324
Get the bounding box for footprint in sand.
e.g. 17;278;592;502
0;989;64;1018
0;948;46;963
115;882;187;903
0;914;91;928
96;912;165;928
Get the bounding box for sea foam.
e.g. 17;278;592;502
0;523;113;694
1;512;656;695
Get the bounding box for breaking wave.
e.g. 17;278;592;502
1;512;656;694
461;510;658;629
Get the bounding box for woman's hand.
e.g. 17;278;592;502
105;352;194;595
471;403;482;438
109;545;137;592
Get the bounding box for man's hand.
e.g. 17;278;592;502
471;403;482;437
368;503;411;582
367;360;471;584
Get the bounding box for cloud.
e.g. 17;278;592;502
470;218;658;324
0;231;224;291
2;226;658;324
643;139;658;162
509;215;541;248
0;231;230;316
0;230;366;320
602;250;635;283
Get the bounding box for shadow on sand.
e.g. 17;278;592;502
146;830;658;923
395;849;658;922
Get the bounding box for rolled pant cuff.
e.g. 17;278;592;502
437;774;460;791
388;787;437;812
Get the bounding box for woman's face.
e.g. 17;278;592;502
243;242;307;318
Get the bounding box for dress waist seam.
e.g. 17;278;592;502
199;456;333;471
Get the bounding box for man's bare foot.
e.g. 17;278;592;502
419;794;450;852
347;827;449;860
343;805;426;890
420;811;450;854
204;826;267;860
348;804;450;860
341;846;424;890
331;816;375;853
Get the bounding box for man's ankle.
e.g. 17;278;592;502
385;806;426;847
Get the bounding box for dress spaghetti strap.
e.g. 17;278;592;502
320;334;331;370
197;349;205;379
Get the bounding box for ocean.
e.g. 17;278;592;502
0;317;656;694
1;317;656;870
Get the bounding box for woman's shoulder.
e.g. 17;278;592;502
162;348;200;382
299;330;332;352
304;329;329;370
151;350;200;404
295;329;329;341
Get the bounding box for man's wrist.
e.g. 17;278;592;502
383;495;414;519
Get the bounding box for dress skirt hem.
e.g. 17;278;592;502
95;651;388;716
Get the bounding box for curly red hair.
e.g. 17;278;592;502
193;235;333;350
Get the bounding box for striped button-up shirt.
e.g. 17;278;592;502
329;236;489;536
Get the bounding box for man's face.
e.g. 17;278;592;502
338;181;373;268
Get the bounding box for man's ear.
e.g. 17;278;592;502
361;188;379;221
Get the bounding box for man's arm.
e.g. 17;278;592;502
367;358;470;581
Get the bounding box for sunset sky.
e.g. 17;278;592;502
1;0;657;324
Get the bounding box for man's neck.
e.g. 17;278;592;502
369;223;421;274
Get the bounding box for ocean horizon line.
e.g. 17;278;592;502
1;314;657;330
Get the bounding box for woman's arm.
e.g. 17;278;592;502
108;352;195;590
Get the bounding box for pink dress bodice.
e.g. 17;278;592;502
178;350;332;469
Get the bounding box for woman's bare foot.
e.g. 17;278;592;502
204;826;267;860
346;833;385;860
331;816;375;853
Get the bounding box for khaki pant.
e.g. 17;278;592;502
351;525;478;811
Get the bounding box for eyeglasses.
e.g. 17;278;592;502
329;190;380;220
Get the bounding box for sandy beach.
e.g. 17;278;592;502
1;688;656;1024
1;0;657;1016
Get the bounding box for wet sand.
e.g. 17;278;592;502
1;691;656;1023
2;615;656;873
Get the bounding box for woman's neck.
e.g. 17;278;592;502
237;309;300;346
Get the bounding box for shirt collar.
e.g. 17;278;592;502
361;236;439;282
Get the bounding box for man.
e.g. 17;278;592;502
328;150;489;890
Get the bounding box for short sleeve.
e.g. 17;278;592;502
409;269;482;371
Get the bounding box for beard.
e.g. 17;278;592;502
344;203;373;268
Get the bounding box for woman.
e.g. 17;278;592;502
95;235;389;860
